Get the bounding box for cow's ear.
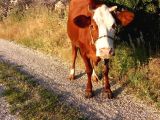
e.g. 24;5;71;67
115;11;134;26
74;15;91;28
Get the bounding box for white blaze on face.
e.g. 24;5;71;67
93;5;115;59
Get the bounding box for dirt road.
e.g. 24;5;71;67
0;39;160;120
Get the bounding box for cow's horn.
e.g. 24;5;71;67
109;6;117;12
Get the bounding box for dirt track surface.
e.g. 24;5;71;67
0;39;160;120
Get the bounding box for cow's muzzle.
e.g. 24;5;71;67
96;48;115;59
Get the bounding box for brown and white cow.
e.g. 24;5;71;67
67;0;134;98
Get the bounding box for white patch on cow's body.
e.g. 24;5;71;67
93;5;115;59
92;69;96;77
70;68;75;75
92;69;99;80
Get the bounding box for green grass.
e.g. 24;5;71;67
127;68;160;108
109;43;136;80
0;61;86;120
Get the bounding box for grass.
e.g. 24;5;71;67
127;65;160;107
110;43;160;108
0;6;84;68
0;61;86;120
0;4;159;109
0;6;70;56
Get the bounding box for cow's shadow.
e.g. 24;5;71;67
94;80;127;98
74;70;128;98
74;72;86;80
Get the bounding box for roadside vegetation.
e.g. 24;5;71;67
0;60;86;120
0;0;159;110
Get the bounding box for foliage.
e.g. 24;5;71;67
104;0;160;12
109;43;135;79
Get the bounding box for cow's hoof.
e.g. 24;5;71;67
85;91;94;98
68;75;75;80
103;90;113;99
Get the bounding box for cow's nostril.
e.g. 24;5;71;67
99;48;110;54
99;48;114;55
109;48;112;54
109;48;115;56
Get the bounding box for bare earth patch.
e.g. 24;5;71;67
0;39;160;120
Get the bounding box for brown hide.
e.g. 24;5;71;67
67;0;99;64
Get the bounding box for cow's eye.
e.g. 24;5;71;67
90;25;95;30
90;25;93;28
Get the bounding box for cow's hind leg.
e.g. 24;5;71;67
82;56;93;98
68;44;78;80
103;59;113;99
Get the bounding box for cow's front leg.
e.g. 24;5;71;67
91;57;101;83
92;69;99;83
103;59;113;99
82;56;93;98
69;44;78;80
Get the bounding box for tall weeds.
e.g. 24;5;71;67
0;6;70;56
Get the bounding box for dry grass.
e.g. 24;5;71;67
148;58;160;83
0;6;85;68
0;7;70;57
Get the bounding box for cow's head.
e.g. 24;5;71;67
74;3;134;60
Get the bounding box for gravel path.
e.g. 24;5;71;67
0;39;160;120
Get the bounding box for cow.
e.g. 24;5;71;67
67;0;134;98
